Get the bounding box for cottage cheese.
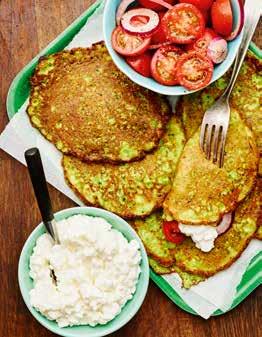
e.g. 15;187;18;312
29;215;141;327
178;223;218;252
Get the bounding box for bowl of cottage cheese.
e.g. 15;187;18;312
18;207;149;337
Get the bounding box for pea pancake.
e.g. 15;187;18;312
173;184;260;276
27;42;171;163
148;258;205;289
63;115;185;219
134;211;176;266
135;184;260;277
163;109;258;225
176;51;262;174
256;225;262;240
255;179;262;240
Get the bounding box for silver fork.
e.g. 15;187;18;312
200;0;261;167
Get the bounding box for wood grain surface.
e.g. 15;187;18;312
0;1;261;337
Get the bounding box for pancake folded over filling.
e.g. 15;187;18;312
134;183;260;277
163;109;258;225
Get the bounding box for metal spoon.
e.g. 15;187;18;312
24;148;60;244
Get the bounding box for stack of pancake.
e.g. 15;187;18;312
28;42;261;288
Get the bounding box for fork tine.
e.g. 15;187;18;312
204;124;213;160
219;132;226;168
212;125;222;163
200;122;207;150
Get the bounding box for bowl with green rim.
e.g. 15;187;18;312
18;206;149;337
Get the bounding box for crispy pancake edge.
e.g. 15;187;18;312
27;42;172;164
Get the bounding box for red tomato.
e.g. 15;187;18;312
111;26;151;56
176;51;214;90
201;9;209;24
151;45;184;85
211;0;233;37
162;3;205;44
185;28;218;55
162;221;186;244
151;12;168;45
179;0;213;10
126;52;152;77
138;0;176;11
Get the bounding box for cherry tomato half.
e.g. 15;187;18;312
162;221;186;244
162;3;205;44
201;9;209;24
111;26;151;57
138;0;176;12
126;51;152;77
185;28;218;55
176;51;214;90
151;12;168;45
179;0;213;11
211;0;233;37
151;45;184;85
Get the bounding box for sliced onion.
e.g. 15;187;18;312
207;37;228;64
146;0;173;10
149;41;172;49
226;0;244;41
116;0;136;25
121;8;160;36
216;213;233;235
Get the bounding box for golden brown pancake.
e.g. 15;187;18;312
135;184;260;277
173;184;260;276
134;211;176;266
63;115;185;219
163;109;258;225
255;178;262;240
27;42;171;163
149;258;205;289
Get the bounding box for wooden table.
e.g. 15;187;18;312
0;1;261;336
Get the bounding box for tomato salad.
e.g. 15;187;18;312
112;0;244;90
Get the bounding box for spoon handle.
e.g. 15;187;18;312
24;148;55;238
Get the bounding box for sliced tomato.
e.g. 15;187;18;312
138;0;176;11
201;9;209;24
151;45;184;85
179;0;213;11
211;0;233;37
162;3;205;44
126;51;152;77
162;221;186;244
149;41;172;49
111;26;151;56
176;51;214;90
185;28;218;55
151;12;168;45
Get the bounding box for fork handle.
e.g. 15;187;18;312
224;0;261;98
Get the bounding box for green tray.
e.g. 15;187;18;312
6;0;262;316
